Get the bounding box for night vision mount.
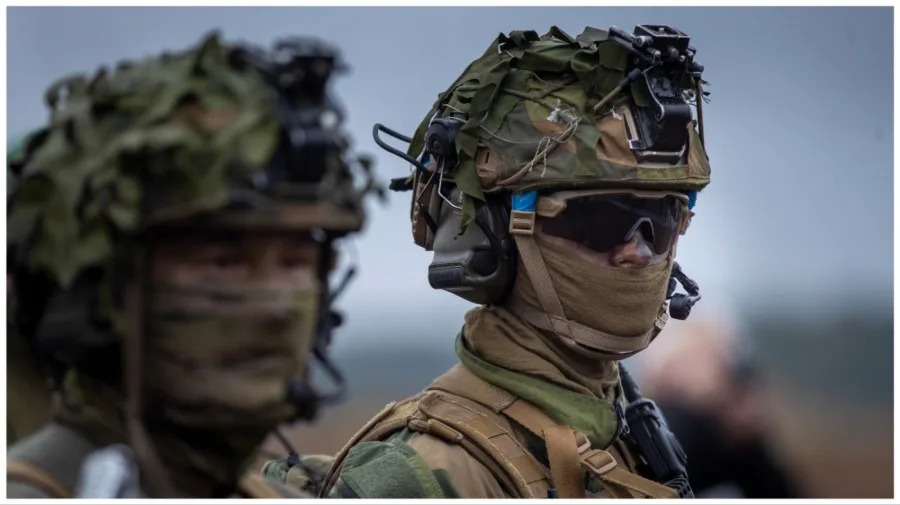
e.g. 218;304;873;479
605;25;706;164
231;38;349;186
232;38;370;419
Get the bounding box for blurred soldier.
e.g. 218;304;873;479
6;32;378;498
269;25;712;498
634;306;800;497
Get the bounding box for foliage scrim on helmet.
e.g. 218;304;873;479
8;33;372;289
406;26;710;227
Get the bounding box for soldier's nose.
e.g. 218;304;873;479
610;231;653;268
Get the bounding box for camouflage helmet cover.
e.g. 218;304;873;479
8;33;379;352
8;33;374;292
406;25;710;226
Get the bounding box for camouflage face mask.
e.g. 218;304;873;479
142;279;320;431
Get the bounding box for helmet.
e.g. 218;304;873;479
375;25;710;357
8;32;379;413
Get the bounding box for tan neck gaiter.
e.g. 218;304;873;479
463;305;619;399
509;229;673;348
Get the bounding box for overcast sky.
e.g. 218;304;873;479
7;7;893;346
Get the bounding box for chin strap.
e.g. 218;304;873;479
505;296;666;360
505;191;668;359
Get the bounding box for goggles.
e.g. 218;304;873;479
537;190;688;255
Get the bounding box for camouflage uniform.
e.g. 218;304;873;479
7;33;377;498
266;25;711;498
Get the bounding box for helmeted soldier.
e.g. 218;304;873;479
302;25;711;498
7;32;379;498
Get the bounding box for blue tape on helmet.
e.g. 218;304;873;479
512;191;538;212
682;190;697;210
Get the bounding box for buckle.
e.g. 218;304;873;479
575;432;591;455
580;448;618;475
509;210;535;235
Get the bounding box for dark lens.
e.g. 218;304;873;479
540;194;683;254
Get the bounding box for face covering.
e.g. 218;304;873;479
124;278;321;496
509;228;673;356
143;280;320;431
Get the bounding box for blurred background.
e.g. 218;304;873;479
7;6;893;498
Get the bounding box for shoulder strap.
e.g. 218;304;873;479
581;448;678;498
429;364;576;497
7;459;73;498
416;390;550;498
429;363;517;411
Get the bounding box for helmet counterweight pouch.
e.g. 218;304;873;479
427;188;516;305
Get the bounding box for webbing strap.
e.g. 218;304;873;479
505;297;654;359
429;364;516;412
542;426;585;498
7;459;73;498
511;232;573;337
430;366;588;498
581;448;678;498
418;393;547;497
502;398;588;449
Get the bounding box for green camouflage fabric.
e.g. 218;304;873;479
7;32;371;332
405;26;710;226
326;429;461;498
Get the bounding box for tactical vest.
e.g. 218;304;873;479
321;364;677;499
7;422;286;499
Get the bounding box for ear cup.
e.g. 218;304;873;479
427;189;515;305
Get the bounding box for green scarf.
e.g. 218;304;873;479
456;333;621;448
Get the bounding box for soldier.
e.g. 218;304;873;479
7;32;378;498
301;25;711;498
